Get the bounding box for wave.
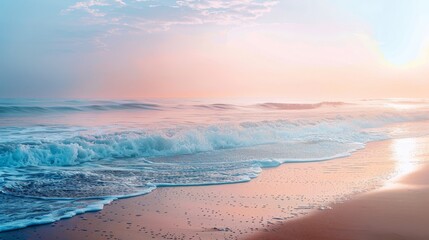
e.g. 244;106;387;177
191;101;347;111
0;101;161;114
192;103;238;110
1;111;427;168
255;101;347;110
0;137;366;232
0;100;349;115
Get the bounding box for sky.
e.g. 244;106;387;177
1;0;429;100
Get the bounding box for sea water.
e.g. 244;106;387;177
0;98;428;231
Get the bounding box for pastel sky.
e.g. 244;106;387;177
1;0;429;99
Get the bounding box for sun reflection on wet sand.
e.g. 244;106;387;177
388;138;421;186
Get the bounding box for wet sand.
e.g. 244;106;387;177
249;137;429;240
0;138;425;240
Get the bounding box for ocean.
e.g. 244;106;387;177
0;98;428;231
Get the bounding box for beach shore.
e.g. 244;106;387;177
1;137;427;240
248;139;429;240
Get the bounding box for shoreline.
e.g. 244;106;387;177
248;137;429;240
0;144;363;233
0;137;408;240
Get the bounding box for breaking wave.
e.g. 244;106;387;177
2;110;429;168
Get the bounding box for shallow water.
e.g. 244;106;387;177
0;98;428;231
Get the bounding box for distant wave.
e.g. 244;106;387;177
255;101;347;110
193;103;238;110
0;102;161;114
0;100;348;115
389;100;429;105
192;102;347;111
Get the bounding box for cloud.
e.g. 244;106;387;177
64;0;111;17
62;0;278;49
175;0;279;24
64;0;279;28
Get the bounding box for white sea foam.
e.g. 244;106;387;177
1;112;425;167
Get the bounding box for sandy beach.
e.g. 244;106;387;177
2;136;427;240
249;138;429;240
